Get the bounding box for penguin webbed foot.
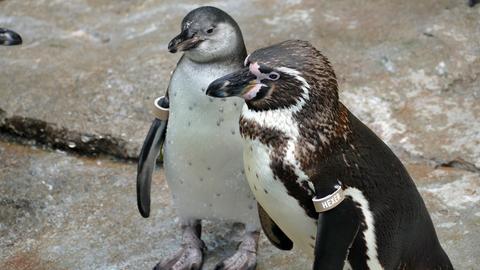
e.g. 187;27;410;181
153;244;205;270
154;222;205;270
215;231;259;270
468;0;479;7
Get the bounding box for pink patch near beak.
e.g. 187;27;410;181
242;62;268;100
242;83;266;100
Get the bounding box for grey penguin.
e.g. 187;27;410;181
206;40;453;270
136;6;260;270
0;28;22;46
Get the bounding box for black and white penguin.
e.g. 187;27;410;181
206;40;453;270
136;6;260;270
0;28;22;46
468;0;479;7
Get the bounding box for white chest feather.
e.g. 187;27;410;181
162;58;258;226
240;101;382;266
239;75;319;255
243;138;318;257
243;137;383;267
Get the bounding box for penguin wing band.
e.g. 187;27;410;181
152;96;169;120
312;184;345;212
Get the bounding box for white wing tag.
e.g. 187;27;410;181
312;183;345;212
152;96;169;120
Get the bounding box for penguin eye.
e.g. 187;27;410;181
206;27;215;34
268;72;280;81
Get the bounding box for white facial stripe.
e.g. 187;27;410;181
276;67;310;113
244;54;251;67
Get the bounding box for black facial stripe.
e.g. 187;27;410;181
251;86;270;101
244;54;251;67
258;66;272;74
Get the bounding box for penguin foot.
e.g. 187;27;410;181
153;221;205;270
215;231;259;270
214;250;257;270
153;244;205;270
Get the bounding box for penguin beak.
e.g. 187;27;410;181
206;67;260;99
0;28;22;46
168;29;203;53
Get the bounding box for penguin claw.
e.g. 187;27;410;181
153;245;204;270
214;250;257;270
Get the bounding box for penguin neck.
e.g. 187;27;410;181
297;100;350;146
241;98;345;145
240;100;351;176
183;36;247;67
183;51;246;69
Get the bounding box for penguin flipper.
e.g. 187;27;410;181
257;203;293;250
136;117;168;218
313;198;360;270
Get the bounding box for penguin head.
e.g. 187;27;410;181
206;40;339;112
168;6;246;63
0;28;22;46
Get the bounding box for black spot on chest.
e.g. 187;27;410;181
240;116;317;219
270;158;318;219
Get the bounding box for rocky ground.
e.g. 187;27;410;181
1;0;479;269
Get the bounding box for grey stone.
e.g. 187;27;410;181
0;140;308;269
0;140;479;269
0;0;478;164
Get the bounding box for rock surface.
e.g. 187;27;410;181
1;0;479;163
0;140;312;270
0;0;479;269
0;140;478;269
